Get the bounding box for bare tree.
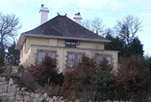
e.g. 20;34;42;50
103;27;115;38
82;17;105;35
0;13;22;64
114;15;143;46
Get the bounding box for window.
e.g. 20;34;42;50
48;52;56;59
38;52;46;64
96;55;102;64
67;54;75;67
106;56;112;65
37;50;56;64
67;52;84;67
65;40;76;48
96;54;112;65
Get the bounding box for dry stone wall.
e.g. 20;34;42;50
0;77;57;102
0;76;131;102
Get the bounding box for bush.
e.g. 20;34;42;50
19;72;41;91
18;65;24;73
27;56;58;85
0;55;4;67
62;55;116;101
51;73;64;86
116;56;150;102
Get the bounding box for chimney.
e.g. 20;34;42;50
39;4;49;25
73;12;82;25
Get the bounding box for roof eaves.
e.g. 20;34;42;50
23;34;111;43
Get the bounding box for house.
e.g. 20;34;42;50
15;4;118;73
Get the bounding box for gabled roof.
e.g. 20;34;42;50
16;15;111;50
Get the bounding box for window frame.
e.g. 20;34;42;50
37;49;57;64
66;51;85;68
65;40;77;48
96;53;113;65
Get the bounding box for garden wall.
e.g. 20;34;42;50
0;76;130;102
0;77;57;102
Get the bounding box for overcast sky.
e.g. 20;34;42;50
0;0;151;56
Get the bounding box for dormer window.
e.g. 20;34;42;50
66;40;76;48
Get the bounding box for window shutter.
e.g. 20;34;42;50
38;52;46;64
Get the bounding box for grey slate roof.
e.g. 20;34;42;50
22;15;108;41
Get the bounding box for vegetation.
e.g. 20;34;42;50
61;55;151;101
0;13;22;65
27;56;58;85
0;13;150;101
6;42;20;66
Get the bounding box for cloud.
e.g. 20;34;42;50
142;4;151;10
109;0;127;10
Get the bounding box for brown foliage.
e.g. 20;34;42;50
116;56;149;101
27;56;58;84
62;55;115;99
98;57;113;72
62;55;96;94
78;55;96;76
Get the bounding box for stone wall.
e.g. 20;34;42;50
0;76;131;102
0;77;57;102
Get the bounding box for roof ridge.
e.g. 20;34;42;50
63;15;107;40
21;14;110;42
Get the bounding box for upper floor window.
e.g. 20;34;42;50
65;40;76;48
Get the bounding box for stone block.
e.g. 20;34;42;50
16;87;20;91
16;95;23;100
9;92;15;96
34;93;40;98
58;96;64;101
30;92;34;97
2;92;7;96
53;96;59;101
2;77;6;81
34;98;38;102
0;89;2;93
49;98;54;102
24;95;30;101
9;88;16;92
9;96;15;100
43;93;48;97
46;97;50;101
39;97;44;101
21;87;26;91
75;99;80;102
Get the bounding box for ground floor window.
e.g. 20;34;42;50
67;52;85;68
37;50;56;64
96;54;112;65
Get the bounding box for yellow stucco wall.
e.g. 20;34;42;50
19;41;31;67
19;37;118;73
25;37;104;50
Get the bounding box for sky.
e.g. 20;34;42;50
0;0;151;56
